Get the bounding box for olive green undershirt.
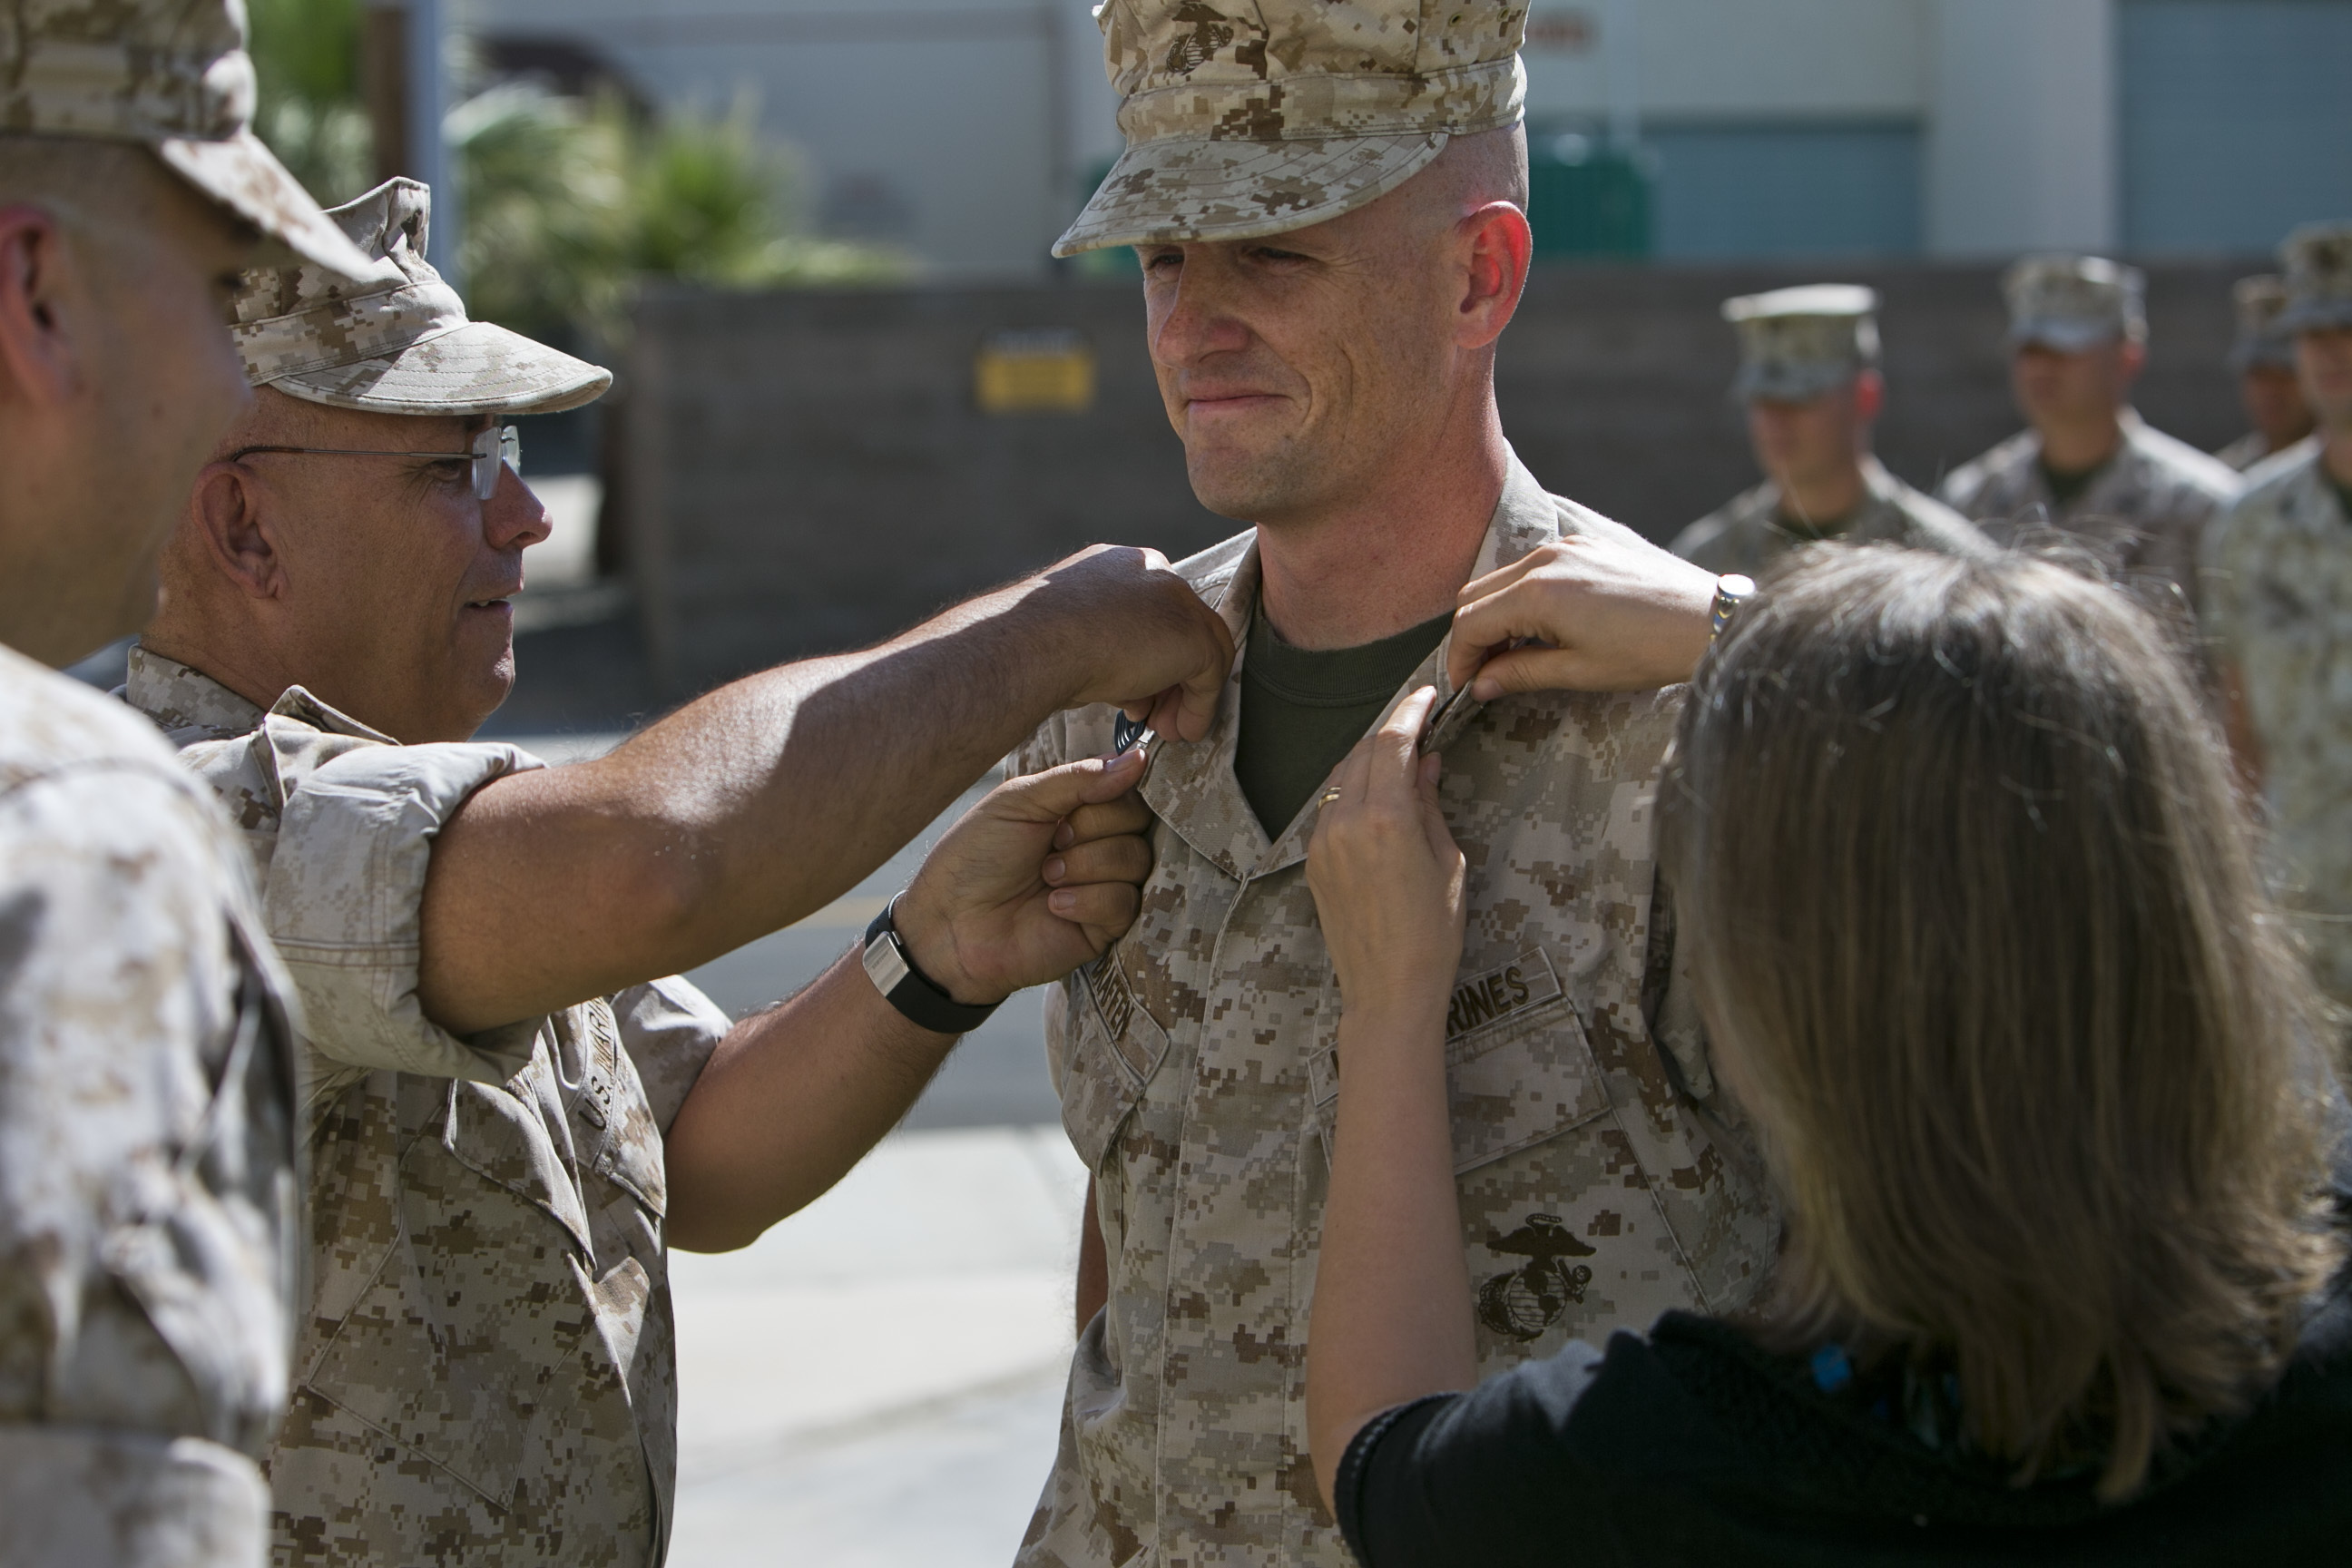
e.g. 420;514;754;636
1234;606;1453;839
2329;472;2352;526
2038;455;2112;510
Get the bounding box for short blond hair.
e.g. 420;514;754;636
1662;544;2341;1499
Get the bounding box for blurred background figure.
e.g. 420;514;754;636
1939;254;2239;612
2202;221;2352;1014
1671;285;1986;573
2217;272;2318;471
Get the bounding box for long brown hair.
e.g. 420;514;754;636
1661;545;2341;1499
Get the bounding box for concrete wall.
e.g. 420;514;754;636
622;260;2252;691
1925;0;2118;257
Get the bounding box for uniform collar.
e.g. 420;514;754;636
1142;449;1562;881
122;644;397;745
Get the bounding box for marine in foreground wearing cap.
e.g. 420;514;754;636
2203;222;2352;1013
130;179;1236;1566
2216;273;2317;472
1670;286;1987;574
1012;5;1775;1565
0;4;373;1563
1938;254;2239;612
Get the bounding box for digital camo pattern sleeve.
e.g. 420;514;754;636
169;704;549;1105
0;654;299;1568
611;975;731;1133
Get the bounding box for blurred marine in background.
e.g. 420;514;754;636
1939;254;2239;612
1016;4;1774;1566
2216;272;2317;472
1670;285;1987;574
128;176;1238;1567
2202;222;2352;1014
0;3;371;1563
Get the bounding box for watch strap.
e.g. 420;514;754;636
862;895;1001;1034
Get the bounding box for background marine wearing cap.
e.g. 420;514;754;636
2216;273;2317;472
2202;221;2352;1016
1938;253;2239;613
0;3;369;1563
128;177;1240;1567
1014;5;1774;1566
1671;285;1988;575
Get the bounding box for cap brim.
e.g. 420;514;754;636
1054;132;1446;257
261;320;612;416
154;130;375;281
2279;299;2352;335
1733;364;1859;403
2008;318;2128;352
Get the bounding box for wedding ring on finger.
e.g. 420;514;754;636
1318;788;1344;807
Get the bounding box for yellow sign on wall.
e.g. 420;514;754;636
975;328;1096;414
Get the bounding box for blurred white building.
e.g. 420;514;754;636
456;0;2352;275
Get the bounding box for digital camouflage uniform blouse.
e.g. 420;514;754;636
1011;456;1778;1568
1937;410;2241;612
2200;438;2352;1009
123;649;729;1568
1671;457;1992;577
0;645;299;1568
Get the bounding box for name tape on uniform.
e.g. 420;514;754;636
1446;948;1564;1043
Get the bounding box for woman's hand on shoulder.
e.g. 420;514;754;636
1447;534;1716;699
1306;688;1466;1024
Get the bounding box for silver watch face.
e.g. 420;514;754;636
862;926;913;997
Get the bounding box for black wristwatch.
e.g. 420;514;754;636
862;894;1001;1035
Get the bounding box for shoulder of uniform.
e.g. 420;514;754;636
1669;486;1768;564
1547;490;1650;551
1171;529;1256;597
2131;421;2244;499
2238;436;2326;500
1887;481;1996;555
1939;431;2034;498
0;647;188;790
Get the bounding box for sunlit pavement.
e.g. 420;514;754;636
667;1124;1084;1567
510;741;1084;1566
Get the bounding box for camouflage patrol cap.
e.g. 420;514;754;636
2001;254;2146;351
2278;222;2352;335
1054;0;1527;258
2229;275;2296;370
1721;284;1879;402
230;179;610;416
0;0;370;279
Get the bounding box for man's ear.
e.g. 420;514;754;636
2118;338;2148;383
0;208;80;410
185;459;287;601
1455;201;1533;350
1851;369;1886;425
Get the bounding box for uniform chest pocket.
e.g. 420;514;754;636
1309;948;1612;1176
1058;946;1171;1172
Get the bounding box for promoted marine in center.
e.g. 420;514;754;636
1014;5;1775;1565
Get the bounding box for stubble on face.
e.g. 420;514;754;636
1138;129;1526;532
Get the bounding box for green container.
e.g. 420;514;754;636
1527;146;1652;260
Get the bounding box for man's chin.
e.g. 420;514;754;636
1182;448;1318;524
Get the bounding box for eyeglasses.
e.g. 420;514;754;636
228;424;521;501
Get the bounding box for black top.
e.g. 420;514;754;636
1232;606;1451;839
1338;1272;2352;1567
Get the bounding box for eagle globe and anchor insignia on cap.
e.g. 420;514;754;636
1477;1212;1597;1341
